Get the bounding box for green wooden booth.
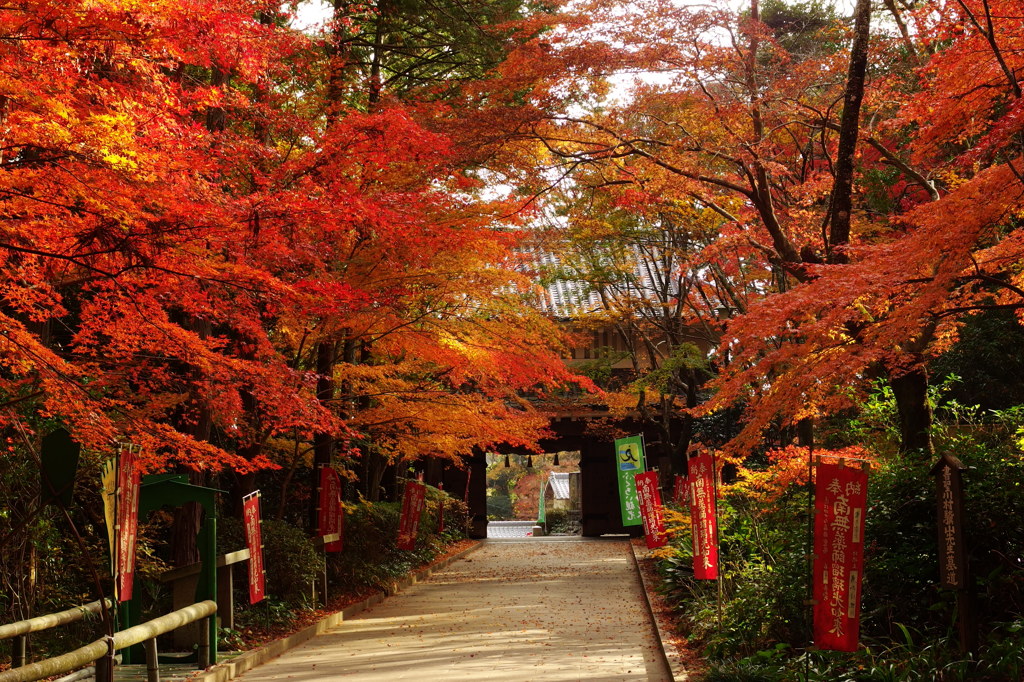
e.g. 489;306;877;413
120;474;219;665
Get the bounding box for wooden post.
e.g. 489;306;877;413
198;618;210;669
958;585;978;655
12;635;26;669
216;562;234;631
312;535;339;607
204;517;217;665
930;454;976;654
319;535;328;608
95;636;115;682
144;638;160;682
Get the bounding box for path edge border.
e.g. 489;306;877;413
630;540;689;681
190;541;483;682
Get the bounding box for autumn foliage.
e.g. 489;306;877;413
5;0;1024;494
467;0;1024;462
0;0;581;478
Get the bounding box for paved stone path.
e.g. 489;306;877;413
236;538;672;681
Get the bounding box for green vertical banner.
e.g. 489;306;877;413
538;475;547;524
614;435;646;526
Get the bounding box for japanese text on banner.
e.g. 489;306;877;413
688;452;718;580
243;493;265;604
635;471;668;549
673;474;689;507
614;435;646;527
116;447;140;602
397;481;427;550
318;467;344;552
813;461;869;652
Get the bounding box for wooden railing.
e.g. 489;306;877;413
0;600;217;682
159;549;249;630
0;599;111;670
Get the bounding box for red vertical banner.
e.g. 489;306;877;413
437;483;446;535
463;467;471;503
116;446;141;602
672;474;689;507
318;466;343;552
688;453;718;580
243;492;265;604
397;481;427;550
635;471;668;549
813;461;869;652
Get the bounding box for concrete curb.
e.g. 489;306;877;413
190;541;483;682
630;541;690;681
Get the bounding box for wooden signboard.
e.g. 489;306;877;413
932;455;967;589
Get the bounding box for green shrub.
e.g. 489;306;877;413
656;384;1024;678
328;487;468;594
543;508;579;535
219;517;323;608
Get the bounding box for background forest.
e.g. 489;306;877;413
2;0;1024;678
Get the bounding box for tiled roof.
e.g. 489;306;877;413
547;472;571;500
525;247;676;319
531;251;603;318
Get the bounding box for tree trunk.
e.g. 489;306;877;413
364;450;388;502
673;367;700;474
368;15;384;105
890;367;934;457
797;417;814;447
826;0;872;261
171;56;231;566
172;446;210;567
172;317;213;568
310;339;336;532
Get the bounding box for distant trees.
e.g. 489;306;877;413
474;0;1024;457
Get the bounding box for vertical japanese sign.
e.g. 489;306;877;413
397;481;427;550
115;445;141;602
243;492;266;604
614;435;646;526
688;452;718;580
635;471;668;549
813;461;869;652
317;466;343;552
932;456;966;589
672;474;689;507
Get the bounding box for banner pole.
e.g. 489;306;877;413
113;444;122;606
805;444;815;677
259;491;266;590
712;450;722;630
